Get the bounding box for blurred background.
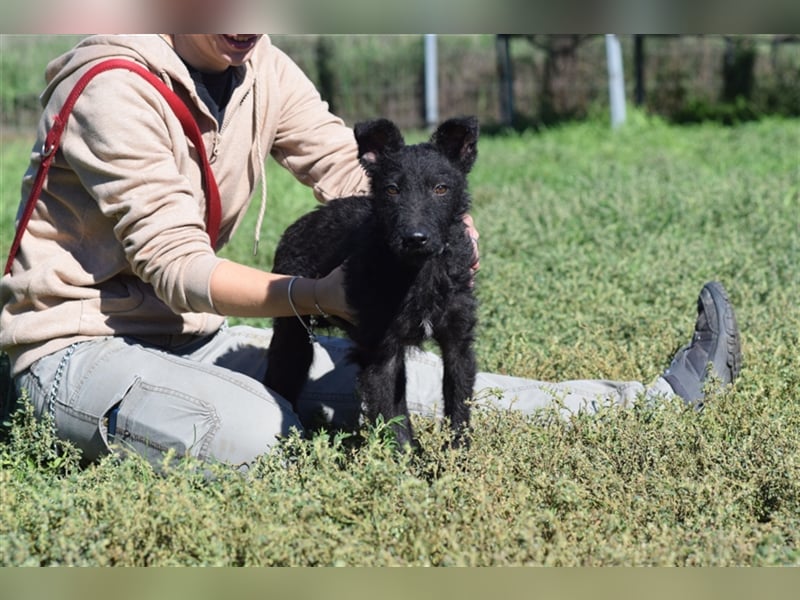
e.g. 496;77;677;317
2;34;799;132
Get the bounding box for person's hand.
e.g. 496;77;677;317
463;213;480;284
314;265;357;324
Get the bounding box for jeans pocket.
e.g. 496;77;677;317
112;378;220;465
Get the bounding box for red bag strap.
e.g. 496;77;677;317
4;58;221;276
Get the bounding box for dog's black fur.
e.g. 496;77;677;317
264;117;479;449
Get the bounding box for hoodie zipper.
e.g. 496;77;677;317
211;82;253;163
159;67;226;165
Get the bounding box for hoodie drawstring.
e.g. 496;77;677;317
252;74;267;257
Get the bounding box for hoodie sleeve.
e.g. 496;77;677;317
266;47;370;202
59;67;222;314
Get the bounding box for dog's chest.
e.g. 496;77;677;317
393;270;453;342
397;302;439;343
347;237;472;347
419;318;435;339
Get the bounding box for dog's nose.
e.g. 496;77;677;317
402;231;429;250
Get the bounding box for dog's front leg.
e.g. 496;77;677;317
439;335;476;447
356;348;416;450
264;315;315;410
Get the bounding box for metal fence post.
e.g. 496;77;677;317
424;34;438;129
605;34;627;128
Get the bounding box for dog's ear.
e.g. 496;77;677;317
354;119;405;167
430;116;479;173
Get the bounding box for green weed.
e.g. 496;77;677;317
0;116;798;565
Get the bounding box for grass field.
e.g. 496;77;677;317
0;114;798;566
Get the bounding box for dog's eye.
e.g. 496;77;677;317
385;184;400;196
433;184;448;196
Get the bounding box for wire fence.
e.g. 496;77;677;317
272;34;800;130
3;35;799;131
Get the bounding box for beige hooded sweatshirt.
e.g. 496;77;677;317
0;35;369;375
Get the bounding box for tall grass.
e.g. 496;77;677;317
0;35;84;124
0;114;798;565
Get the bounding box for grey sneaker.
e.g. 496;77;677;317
663;281;742;407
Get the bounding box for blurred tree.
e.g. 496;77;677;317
527;35;593;124
722;35;756;103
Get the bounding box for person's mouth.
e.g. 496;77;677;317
221;35;260;52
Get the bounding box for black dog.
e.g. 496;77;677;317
264;117;479;449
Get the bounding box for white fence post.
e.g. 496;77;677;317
424;34;438;128
605;34;626;128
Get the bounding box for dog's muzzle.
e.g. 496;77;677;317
398;230;444;261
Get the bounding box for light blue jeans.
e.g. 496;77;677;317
15;325;675;468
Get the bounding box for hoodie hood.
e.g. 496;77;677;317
41;34;270;121
40;34;272;252
42;35;185;106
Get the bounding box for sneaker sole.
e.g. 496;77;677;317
702;280;742;384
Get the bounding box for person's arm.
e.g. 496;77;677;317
267;47;370;202
209;261;353;322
